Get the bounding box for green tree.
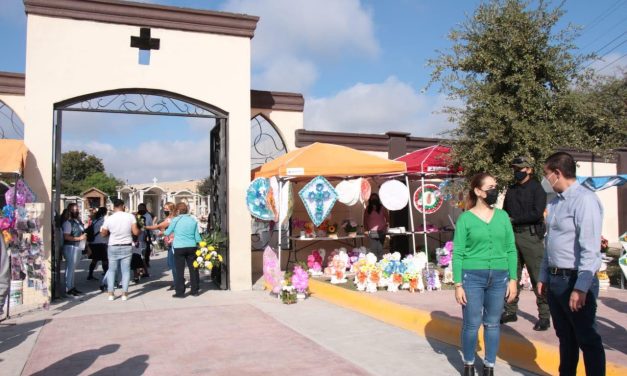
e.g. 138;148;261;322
197;176;213;196
80;172;124;197
427;0;611;183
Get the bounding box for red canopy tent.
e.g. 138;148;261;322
394;145;461;266
395;144;460;175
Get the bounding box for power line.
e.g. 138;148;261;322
582;39;627;69
581;16;627;49
581;0;626;34
593;31;627;54
596;52;627;72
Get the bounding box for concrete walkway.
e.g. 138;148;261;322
2;252;535;375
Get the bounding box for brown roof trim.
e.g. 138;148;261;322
251;90;304;112
24;0;259;38
0;71;25;95
295;129;442;152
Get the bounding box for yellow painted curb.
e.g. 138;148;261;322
309;279;626;376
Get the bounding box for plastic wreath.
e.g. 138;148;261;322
2;205;15;221
4;180;36;207
263;246;282;294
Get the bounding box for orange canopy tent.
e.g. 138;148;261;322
0;139;28;175
253;142;406;179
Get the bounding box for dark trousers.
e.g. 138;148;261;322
174;247;199;296
88;244;109;276
547;273;605;376
143;243;152;267
504;230;550;319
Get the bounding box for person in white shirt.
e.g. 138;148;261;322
100;199;139;301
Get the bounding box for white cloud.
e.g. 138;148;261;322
222;0;379;93
62;139;210;184
253;56;318;93
305;76;459;137
589;52;627;78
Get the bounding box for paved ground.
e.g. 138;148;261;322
2;252;536;376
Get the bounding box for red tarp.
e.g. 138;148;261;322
395;145;460;175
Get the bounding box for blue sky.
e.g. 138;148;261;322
1;0;625;183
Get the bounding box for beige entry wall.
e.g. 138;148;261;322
0;94;25;120
251;109;302;152
24;15;253;290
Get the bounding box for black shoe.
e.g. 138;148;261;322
482;366;494;376
167;286;175;291
191;292;199;297
141;273;150;279
172;294;185;298
87;275;95;280
500;313;518;324
67;288;81;297
533;318;551;331
73;288;83;295
463;364;475;376
133;278;140;284
99;285;106;292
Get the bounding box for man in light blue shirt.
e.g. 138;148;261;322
537;152;605;376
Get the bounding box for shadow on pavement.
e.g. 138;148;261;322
425;310;546;376
29;344;120;376
596;316;627;355
0;319;47;357
89;354;149;376
599;296;627;314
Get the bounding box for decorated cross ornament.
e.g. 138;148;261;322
298;176;337;227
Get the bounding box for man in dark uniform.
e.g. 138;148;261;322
501;156;551;331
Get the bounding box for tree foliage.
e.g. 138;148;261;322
60;151;122;196
197;176;213;196
427;0;622;184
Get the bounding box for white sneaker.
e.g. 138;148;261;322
108;295;114;301
121;295;128;301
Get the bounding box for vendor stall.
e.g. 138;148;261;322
395;145;463;266
252;142;407;270
0;140;47;321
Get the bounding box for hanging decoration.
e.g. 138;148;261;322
413;184;444;214
4;179;36;207
299;175;338;227
268;176;280;222
279;181;293;225
246;178;275;221
379;180;409;211
360;178;372;204
335;179;360;206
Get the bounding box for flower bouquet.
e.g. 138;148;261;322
307;249;324;276
135;213;146;230
291;264;310;299
341;219;358;237
382;252;405;292
402;253;427;293
292;218;307;239
193;230;227;274
304;221;316;238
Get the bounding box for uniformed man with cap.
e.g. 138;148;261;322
501;156;551;331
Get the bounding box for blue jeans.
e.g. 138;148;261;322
547;273;605;376
167;246;177;284
461;269;509;367
107;245;132;293
63;244;80;291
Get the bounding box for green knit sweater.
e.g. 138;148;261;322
452;208;518;283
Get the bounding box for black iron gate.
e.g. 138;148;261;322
209;119;228;289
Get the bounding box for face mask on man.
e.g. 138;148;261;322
514;170;528;181
541;172;558;193
482;188;499;206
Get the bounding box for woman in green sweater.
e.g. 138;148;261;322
453;173;518;376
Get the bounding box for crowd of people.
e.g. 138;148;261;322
58;199;203;301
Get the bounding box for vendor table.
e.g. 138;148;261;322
287;235;365;268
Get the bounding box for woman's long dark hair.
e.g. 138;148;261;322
94;207;107;220
366;193;382;214
466;172;493;209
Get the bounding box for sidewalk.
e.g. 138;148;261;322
1;252;534;376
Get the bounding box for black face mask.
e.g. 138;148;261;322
483;189;499;206
138;210;147;215
163;211;170;216
514;171;528;181
71;211;80;218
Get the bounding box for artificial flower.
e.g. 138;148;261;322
193;261;199;268
199;241;207;247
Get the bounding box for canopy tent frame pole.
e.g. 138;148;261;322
405;175;417;255
277;178;283;272
421;174;429;273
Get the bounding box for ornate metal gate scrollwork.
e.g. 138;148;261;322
0;100;25;139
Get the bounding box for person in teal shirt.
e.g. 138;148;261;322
453;172;518;376
165;202;202;298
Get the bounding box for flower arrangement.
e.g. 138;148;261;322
307;249;324;276
291;265;310;298
328;251;349;284
436;241;453;267
135;214;146;230
341;219;358;236
327;222;339;239
193;230;227;272
402;253;427;293
281;263;309;304
304;221;316;238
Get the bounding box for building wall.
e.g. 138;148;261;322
251;108;303;152
24;14;253;290
0;94;26;121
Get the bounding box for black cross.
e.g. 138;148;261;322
130;27;160;51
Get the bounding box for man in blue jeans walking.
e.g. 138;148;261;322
538;152;605;376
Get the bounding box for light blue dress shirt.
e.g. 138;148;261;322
539;181;603;292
